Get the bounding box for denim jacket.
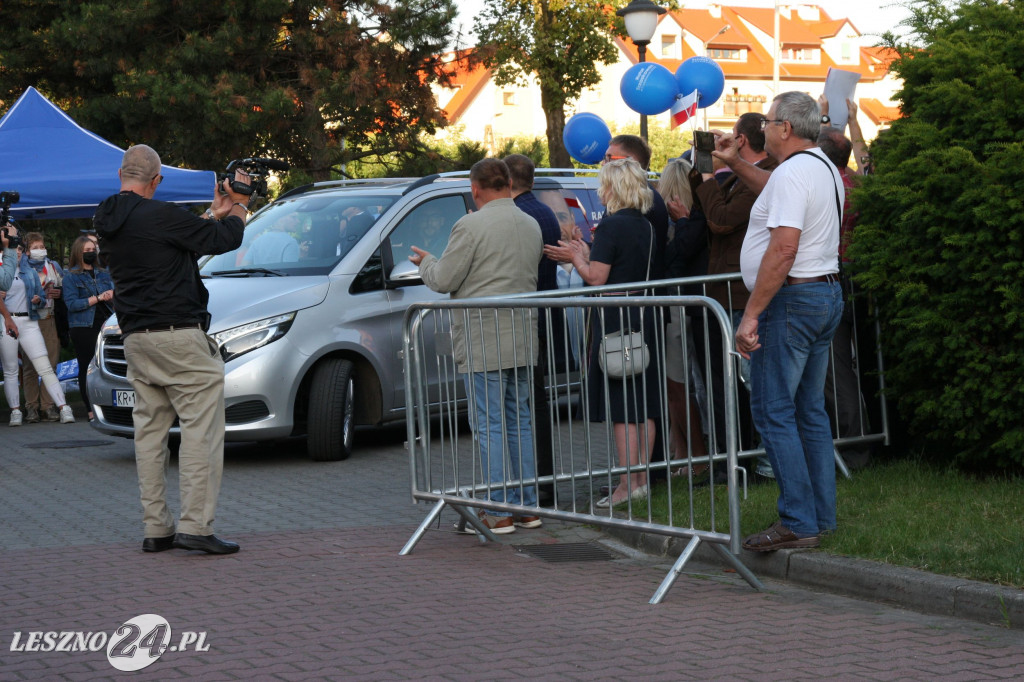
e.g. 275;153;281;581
14;258;52;321
62;268;115;328
1;246;16;291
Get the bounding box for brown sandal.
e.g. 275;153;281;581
742;521;820;552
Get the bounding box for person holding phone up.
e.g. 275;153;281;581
19;232;65;423
1;226;76;427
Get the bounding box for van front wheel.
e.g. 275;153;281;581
307;358;355;461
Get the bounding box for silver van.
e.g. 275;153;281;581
87;171;603;460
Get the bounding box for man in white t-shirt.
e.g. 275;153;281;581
713;91;844;551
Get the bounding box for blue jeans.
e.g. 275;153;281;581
749;282;843;536
465;367;537;516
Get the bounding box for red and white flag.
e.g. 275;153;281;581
670;90;699;129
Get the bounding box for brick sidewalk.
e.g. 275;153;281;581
2;417;1023;679
2;523;1024;680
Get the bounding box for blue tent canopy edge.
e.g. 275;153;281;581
0;87;215;220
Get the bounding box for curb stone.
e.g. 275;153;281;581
605;525;1024;629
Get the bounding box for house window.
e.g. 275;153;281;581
782;48;815;61
841;42;852;61
661;35;678;59
708;48;742;60
503;91;516;106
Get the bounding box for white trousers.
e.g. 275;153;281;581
1;317;66;409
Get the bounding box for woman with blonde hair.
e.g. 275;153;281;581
546;158;661;507
62;235;115;420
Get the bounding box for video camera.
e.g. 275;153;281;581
218;157;289;204
0;191;21;249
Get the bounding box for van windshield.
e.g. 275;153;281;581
201;193;394;276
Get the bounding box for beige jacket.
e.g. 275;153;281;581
419;197;542;373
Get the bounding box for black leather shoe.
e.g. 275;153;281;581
142;535;175;553
173;533;240;555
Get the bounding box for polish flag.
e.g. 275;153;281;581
671;90;699;129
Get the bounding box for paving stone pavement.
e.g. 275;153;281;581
2;412;1023;680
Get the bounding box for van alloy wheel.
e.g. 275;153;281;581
307;358;355;461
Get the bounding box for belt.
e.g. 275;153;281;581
598;290;647;297
11;312;28;317
785;273;839;286
135;323;203;334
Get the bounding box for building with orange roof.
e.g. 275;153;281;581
432;3;900;156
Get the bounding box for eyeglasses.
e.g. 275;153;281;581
150;173;163;185
602;154;629;163
760;118;786;130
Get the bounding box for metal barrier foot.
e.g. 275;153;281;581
709;542;764;592
399;499;448;555
834;447;852;480
449;504;497;544
650;536;703;604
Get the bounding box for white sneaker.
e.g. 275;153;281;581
9;409;23;427
59;405;75;424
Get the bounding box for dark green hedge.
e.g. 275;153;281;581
850;0;1024;470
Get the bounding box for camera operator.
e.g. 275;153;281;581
1;216;18;290
94;144;247;555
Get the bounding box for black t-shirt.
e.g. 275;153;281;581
589;208;654;286
647;188;670;280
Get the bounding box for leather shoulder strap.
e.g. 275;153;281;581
788;150;843;223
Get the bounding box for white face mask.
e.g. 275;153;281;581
30;248;47;260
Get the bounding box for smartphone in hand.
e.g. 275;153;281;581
693;131;716;174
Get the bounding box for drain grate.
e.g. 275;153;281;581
34;440;115;449
513;542;616;563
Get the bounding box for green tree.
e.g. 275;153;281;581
473;0;622;168
0;1;457;179
849;0;1024;470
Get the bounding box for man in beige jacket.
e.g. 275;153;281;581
410;158;543;534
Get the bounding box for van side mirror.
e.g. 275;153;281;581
387;260;423;288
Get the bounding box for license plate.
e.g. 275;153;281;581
113;389;136;408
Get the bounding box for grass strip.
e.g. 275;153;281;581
648;457;1024;588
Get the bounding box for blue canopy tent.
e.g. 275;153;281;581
0;87;215;220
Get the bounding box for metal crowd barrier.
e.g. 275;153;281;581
398;274;889;604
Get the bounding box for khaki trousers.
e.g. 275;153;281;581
21;315;61;411
124;327;225;538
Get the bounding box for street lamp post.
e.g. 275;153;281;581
617;0;666;142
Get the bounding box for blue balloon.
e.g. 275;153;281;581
563;112;611;165
620;62;680;116
675;56;726;109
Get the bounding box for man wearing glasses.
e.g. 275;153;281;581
95;144;249;555
716;92;845;552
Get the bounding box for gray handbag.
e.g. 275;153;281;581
599;329;650;378
597;217;654;379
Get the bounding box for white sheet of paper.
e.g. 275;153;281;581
824;67;861;131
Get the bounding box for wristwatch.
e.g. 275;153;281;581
204;208;215;220
821;114;831;125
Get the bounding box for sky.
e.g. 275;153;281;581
453;1;920;45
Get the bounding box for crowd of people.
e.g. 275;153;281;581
2;89;871;554
410;90;871;549
1;227;80;426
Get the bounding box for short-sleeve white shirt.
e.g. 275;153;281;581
740;147;843;292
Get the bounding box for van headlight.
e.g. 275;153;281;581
212;313;296;363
